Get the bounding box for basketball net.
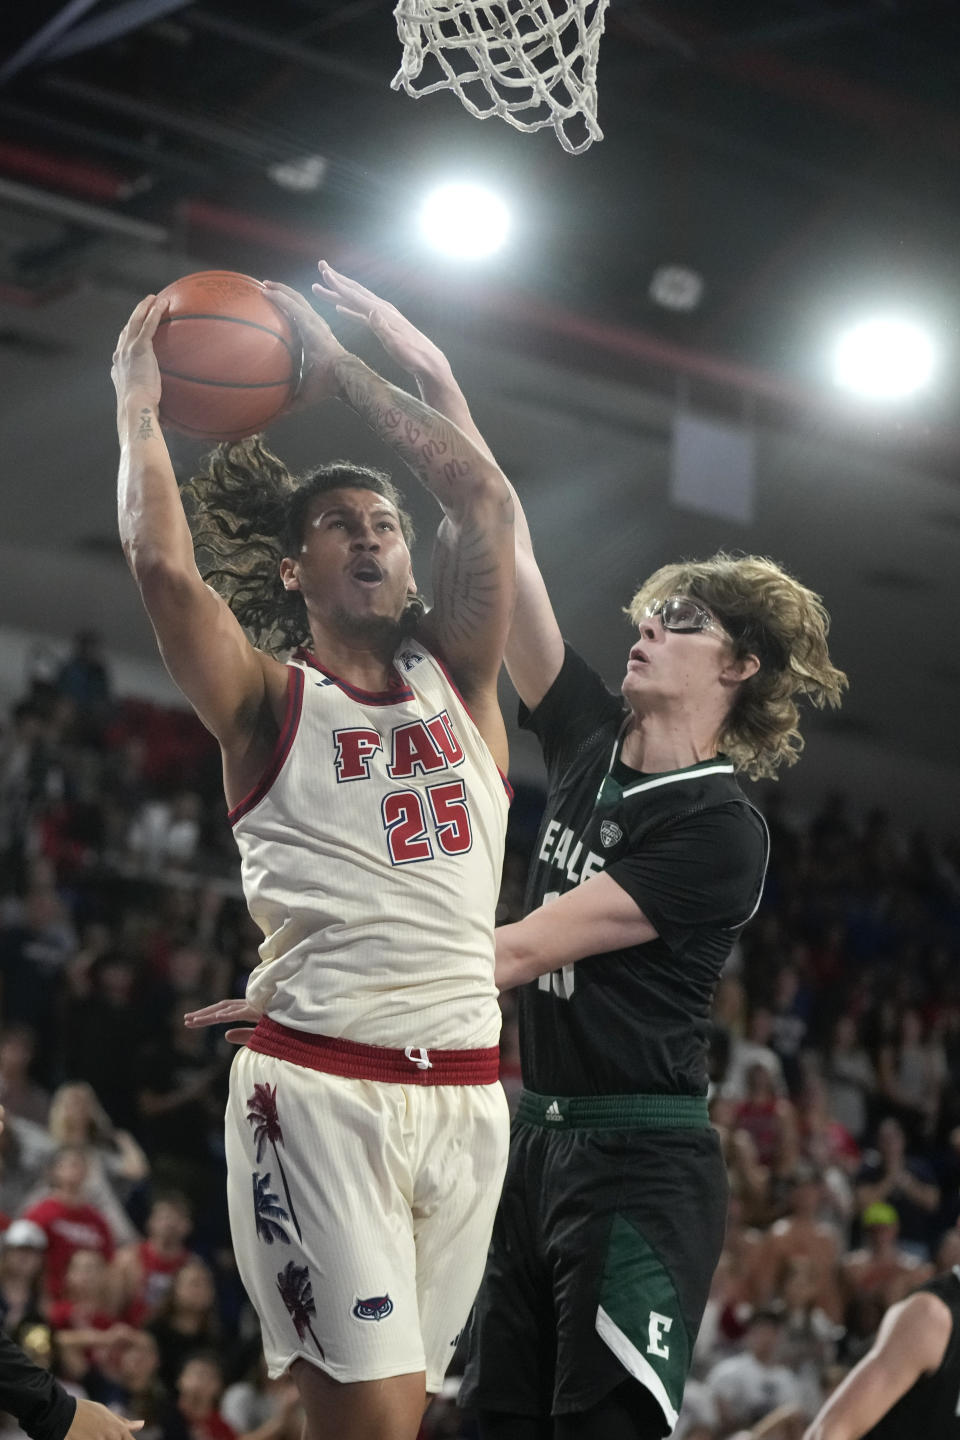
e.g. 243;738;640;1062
391;0;610;155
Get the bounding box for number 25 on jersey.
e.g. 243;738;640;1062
382;781;473;865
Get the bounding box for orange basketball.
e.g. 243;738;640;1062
153;270;301;441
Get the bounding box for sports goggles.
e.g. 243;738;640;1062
643;595;731;639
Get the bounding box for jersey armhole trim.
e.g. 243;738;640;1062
425;644;514;803
228;665;305;826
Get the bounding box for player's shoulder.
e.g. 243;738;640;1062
882;1288;953;1361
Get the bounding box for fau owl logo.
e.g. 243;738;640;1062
353;1293;394;1321
333;711;464;782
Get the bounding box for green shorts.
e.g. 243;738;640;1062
460;1090;727;1429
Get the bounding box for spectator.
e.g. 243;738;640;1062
56;632;112;745
0;887;77;1068
59;958;143;1133
148;1261;222;1394
174;1356;234;1440
712;1095;772;1226
21;1148;114;1299
854;1115;940;1258
820;1014;875;1144
754;1165;843;1324
0;1219;47;1337
876;1006;946;1144
0;1113;56;1220
37;1085;148;1247
0;1028;50;1129
47;1250;137;1377
840;1201;933;1315
105;1330;186;1440
135;1015;225;1201
734;1062;800;1178
127;794;202;874
795;1074;858;1242
768;963;812;1099
220;1360;301;1440
704;1306;805;1435
723;1007;788;1102
114;1196;195;1322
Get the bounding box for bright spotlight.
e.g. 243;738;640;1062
832;316;936;399
417;183;510;260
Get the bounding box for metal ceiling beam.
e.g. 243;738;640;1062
187;9;386;91
0;99;215;184
0;0;102;86
44;0;194;63
43;74;295;165
0;175;167;243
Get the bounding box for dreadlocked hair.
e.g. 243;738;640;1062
179;435;419;655
626;552;848;782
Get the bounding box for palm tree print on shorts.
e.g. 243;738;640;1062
277;1260;325;1359
246;1083;302;1240
251;1172;291;1245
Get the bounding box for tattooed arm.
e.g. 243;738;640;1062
267;282;516;766
306;263;564;713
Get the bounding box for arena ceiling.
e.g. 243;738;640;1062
1;0;959;827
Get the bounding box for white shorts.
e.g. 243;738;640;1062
225;1045;509;1392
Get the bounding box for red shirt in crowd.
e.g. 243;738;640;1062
135;1240;191;1312
21;1197;114;1298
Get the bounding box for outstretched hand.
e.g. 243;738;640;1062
111;295;167;412
184;998;260;1047
261;280;348;410
312;261;448;383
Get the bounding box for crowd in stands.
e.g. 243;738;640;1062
1;634;960;1440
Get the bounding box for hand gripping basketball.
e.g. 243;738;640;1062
261;280;349;410
111;295;167;413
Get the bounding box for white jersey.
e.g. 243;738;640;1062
231;640;510;1050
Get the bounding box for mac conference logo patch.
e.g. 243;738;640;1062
600;820;623;848
353;1293;394;1322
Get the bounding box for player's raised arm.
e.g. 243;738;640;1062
265;279;517;766
310;262;565;713
112;297;282;754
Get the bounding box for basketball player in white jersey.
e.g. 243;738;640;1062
111;278;516;1440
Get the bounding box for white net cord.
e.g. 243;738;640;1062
391;0;610;155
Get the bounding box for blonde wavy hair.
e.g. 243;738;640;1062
626;552;847;781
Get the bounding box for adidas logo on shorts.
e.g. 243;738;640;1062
544;1100;563;1122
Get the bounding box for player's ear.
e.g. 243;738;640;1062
280;556;301;592
720;652;760;687
406;566;417;599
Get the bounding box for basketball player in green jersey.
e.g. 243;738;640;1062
306;265;847;1440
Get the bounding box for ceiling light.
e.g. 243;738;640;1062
649;264;704;313
832;316;936;399
268;155;327;192
417;183;510;260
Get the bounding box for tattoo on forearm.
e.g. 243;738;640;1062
335;356;469;498
137;407;155;440
334;354;514;652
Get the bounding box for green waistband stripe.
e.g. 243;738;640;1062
517;1090;710;1130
